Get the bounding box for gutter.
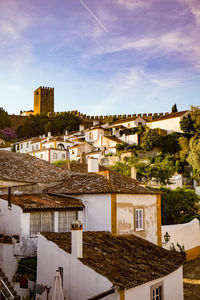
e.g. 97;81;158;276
87;288;115;300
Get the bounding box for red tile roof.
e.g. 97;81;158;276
1;193;84;211
42;231;185;289
149;110;189;122
0;151;66;183
45;170;158;195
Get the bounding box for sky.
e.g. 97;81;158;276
0;0;200;116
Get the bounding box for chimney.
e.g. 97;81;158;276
42;134;46;138
48;132;51;138
65;130;68;136
88;157;99;173
131;167;137;180
71;221;83;259
8;187;12;210
79;124;84;132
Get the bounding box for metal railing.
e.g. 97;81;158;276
0;277;15;300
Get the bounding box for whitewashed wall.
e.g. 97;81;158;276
85;129;104;143
125;267;183;300
0;199;22;237
79;194;112;232
162;218;200;251
147;117;183;133
121;134;138;145
116;194;158;245
37;234;117;300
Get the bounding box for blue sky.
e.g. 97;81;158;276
0;0;200;115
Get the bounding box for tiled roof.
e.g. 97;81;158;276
84;126;104;132
0;151;66;183
104;136;124;144
111;116;145;126
42;231;185;289
59;162;108;173
45;170;158;195
149;111;189;122
1;193;84;211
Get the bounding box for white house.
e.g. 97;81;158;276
147;110;190;133
36;225;185;300
110;116;147;129
84;126;105;143
46;168;162;246
41;136;73;150
93;136;124;154
29;148;68;163
69;142;94;161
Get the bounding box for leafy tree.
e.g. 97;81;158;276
162;132;181;154
190;106;200;132
17;112;81;139
180;114;196;135
0;107;10;129
140;129;164;151
187;135;200;179
178;136;189;160
172;103;178;113
109;162;131;177
161;187;200;225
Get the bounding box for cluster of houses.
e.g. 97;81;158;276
13;110;190;165
0;150;187;300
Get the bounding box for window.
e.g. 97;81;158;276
32;145;35;151
53;153;57;159
21;144;23;149
89;132;93;139
30;212;54;237
135;209;144;231
40;154;43;159
62;154;65;159
150;282;163;300
26;143;29;148
36;144;39;150
58;211;77;232
127;122;131;127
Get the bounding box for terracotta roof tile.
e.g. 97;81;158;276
0;151;66;183
1;193;84;211
42;231;185;289
45;170;158;195
149;110;189;122
59;162;107;173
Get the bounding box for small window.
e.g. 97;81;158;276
30;212;54;237
150;282;163;300
53;153;57;159
40;154;43;159
62;154;65;159
32;145;35;151
89;132;93;139
135;209;144;231
58;211;77;232
26;143;29;148
21;144;23;149
127;123;131;128
36;144;39;150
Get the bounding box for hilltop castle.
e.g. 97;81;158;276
20;86;54;116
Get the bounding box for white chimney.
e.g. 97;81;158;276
79;124;84;132
71;221;83;259
43;134;46;138
48;132;51;138
93;120;99;126
131;167;137;180
88;157;99;173
65;130;68;136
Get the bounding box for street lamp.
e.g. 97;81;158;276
163;232;170;245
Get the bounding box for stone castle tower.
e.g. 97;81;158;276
34;86;54;114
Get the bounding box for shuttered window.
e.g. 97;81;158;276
135;209;143;231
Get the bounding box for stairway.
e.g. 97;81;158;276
0;268;20;300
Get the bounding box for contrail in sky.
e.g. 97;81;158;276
79;0;109;33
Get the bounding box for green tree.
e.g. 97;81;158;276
187;135;200;179
161;187;200;225
140;129;164;151
171;103;178;113
0;107;10;129
180;114;196;135
178;136;189;160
